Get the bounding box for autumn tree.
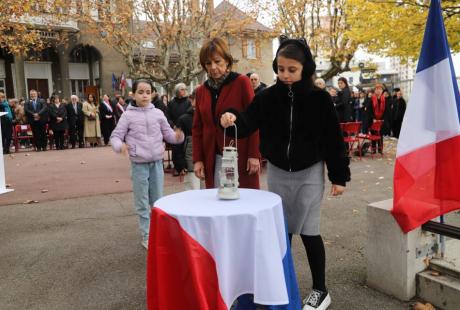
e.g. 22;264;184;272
80;0;259;93
269;0;357;80
0;0;72;55
346;0;460;61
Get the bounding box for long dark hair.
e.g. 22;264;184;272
338;77;349;88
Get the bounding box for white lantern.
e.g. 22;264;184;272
218;126;239;200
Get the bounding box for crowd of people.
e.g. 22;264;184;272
0;86;171;154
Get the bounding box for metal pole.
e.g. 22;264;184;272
440;215;445;258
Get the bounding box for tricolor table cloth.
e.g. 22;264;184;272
147;189;301;309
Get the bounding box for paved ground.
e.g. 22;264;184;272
0;140;451;309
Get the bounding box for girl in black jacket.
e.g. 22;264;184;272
221;37;350;310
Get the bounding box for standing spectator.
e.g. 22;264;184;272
82;93;101;147
151;86;167;116
110;79;184;249
99;94;116;146
249;73;266;95
193;37;260;190
66;95;85;149
125;91;134;106
160;94;168;107
336;77;352;122
366;84;389;153
314;78;326;90
352;89;362;122
24;89;48;151
391;88;406;138
176;88;200;190
115;96;128;120
382;89;393;136
49;95;68;150
167;83;191;176
0;92;14;154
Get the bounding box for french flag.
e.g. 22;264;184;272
392;0;460;233
146;189;301;309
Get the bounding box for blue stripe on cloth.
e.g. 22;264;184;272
235;228;301;310
266;233;302;310
416;0;450;73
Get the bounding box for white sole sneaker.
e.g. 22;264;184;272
141;240;148;250
302;292;331;310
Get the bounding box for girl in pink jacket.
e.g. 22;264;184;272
111;80;184;249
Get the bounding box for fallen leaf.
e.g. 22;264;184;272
364;170;368;173
6;184;11;188
41;189;49;193
413;302;436;310
8;154;15;159
353;209;359;214
80;161;86;165
324;239;334;245
335;235;340;238
23;200;39;204
16;163;20;167
429;271;440;276
25;153;31;156
360;180;364;184
423;257;431;268
378;176;385;180
115;180;120;183
375;182;380;185
370;171;375;174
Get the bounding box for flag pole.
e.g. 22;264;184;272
440;215;445;258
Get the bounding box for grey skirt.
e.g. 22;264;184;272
267;161;325;235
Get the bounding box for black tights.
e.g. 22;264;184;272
289;233;327;292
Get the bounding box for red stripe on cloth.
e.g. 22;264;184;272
393;135;460;232
147;208;227;310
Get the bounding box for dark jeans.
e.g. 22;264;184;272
53;130;65;150
31;122;47;150
69;122;84;147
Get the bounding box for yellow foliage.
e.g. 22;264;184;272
346;0;460;61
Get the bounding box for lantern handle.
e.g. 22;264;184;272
223;124;237;150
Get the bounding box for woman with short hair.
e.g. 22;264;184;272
193;37;260;190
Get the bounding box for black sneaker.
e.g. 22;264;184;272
302;289;331;310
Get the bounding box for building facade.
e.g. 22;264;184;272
0;3;129;100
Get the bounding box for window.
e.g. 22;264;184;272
70;79;89;100
247;39;256;59
142;41;155;49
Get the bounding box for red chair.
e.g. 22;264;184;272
341;122;362;158
359;120;384;159
13;124;35;152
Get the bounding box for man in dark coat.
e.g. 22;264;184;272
24;89;48;151
250;73;266;95
152;86;167;116
167;83;191;176
66;95;85;148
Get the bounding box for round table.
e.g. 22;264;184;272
146;189;300;310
